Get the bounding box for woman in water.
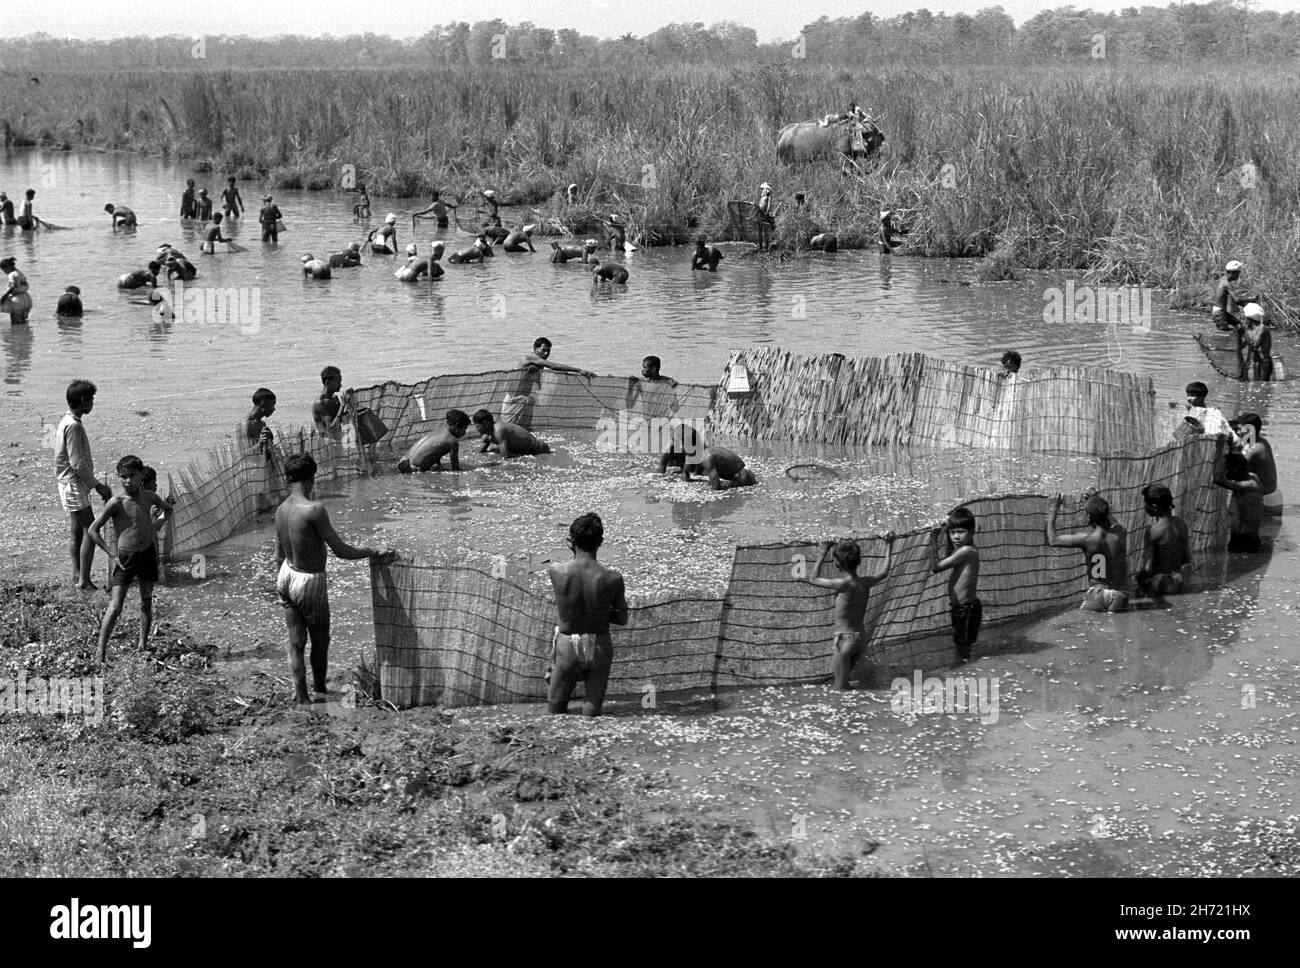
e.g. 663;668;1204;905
0;256;33;324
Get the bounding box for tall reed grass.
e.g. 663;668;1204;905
3;62;1299;320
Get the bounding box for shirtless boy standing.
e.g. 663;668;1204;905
274;453;389;702
1047;493;1130;612
311;365;352;438
930;507;982;661
245;387;276;453
802;534;897;690
86;455;173;664
397;409;470;472
55;379;114;587
1134;483;1192;599
547;513;629;716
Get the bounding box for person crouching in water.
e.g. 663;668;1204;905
687;446;756;490
200;213;232;254
472;409;551;458
301;253;332;279
57;285;83;317
1047;492;1129;613
546;512;628;716
692;237;724;271
801;534;897;690
503;224;536;253
369;213;399;254
1134;483;1192;600
810;232;838;253
397;409;469;472
447;237;488;264
589;259;628;284
550;238;598;263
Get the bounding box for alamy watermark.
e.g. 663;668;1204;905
595;411;706;456
1042;282;1152;333
152;280;261;334
0;674;105;723
890;670;1000;724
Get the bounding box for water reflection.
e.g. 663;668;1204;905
1;323;34;391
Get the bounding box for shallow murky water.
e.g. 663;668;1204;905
2;148;1297;874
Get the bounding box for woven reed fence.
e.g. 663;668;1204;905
163;426;362;558
709;348;1161;454
371;433;1229;708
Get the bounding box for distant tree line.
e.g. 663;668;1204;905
2;2;1296;69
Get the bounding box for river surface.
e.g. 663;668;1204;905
1;148;1296;875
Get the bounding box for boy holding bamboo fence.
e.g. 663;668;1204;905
802;534;897;690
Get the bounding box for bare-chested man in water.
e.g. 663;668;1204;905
274;453;389;702
1047;492;1130;612
547;513;629;716
686;445;757;490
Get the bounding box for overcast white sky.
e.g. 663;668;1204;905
5;0;1299;44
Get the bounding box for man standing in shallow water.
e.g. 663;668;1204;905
274;453;390;703
547;513;628;717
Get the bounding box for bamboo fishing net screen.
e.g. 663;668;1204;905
708;348;1161;455
370;558;725;708
371;434;1228;708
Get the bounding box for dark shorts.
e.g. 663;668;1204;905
951;598;982;657
112;545;158;588
261;224;277;242
1228;533;1262;553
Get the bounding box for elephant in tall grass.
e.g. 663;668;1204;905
775;119;885;164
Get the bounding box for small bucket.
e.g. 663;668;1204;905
355;407;389;445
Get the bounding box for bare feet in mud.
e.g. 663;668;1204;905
76;580;98;591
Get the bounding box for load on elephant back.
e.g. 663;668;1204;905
776;117;885;164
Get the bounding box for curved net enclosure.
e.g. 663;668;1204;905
154;349;1232;708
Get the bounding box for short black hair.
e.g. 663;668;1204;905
569;512;604;552
1186;381;1208;397
472;409;494;425
1142;483;1173;511
643;355;661;371
284;453;318;483
1223;452;1250;479
831;539;861;572
533;337;552;351
142;465;158;490
252;387;276;406
321;365;341;383
1085;495;1111;525
446;408;470;428
948;507;977;532
66;379;96;409
116;454;145;475
1001;350;1021;371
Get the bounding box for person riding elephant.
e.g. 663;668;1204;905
776;118;885;164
